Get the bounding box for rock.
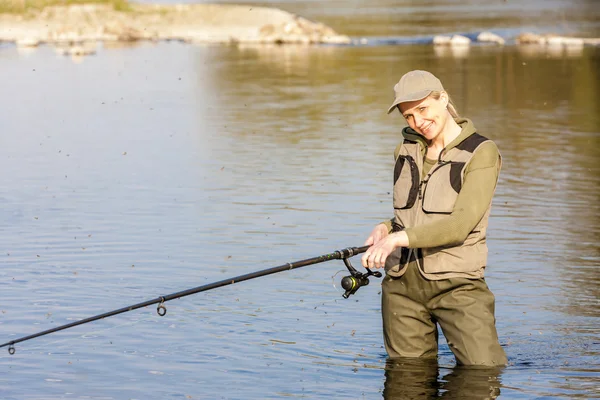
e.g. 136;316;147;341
433;35;470;46
583;38;600;46
103;21;142;42
517;32;598;47
547;36;584;47
16;38;40;47
516;32;544;45
477;31;505;45
433;35;451;45
450;35;471;46
252;15;349;44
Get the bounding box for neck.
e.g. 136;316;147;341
429;114;461;150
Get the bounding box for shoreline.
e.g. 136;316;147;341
1;3;599;57
0;3;351;47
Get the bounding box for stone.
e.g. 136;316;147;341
450;35;471;46
516;33;544;45
549;36;584;47
477;31;505;45
16;38;40;47
516;32;598;47
433;35;471;47
433;35;451;45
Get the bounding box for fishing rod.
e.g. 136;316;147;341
1;245;380;355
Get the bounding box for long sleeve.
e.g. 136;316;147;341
404;141;501;248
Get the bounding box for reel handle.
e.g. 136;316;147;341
340;258;382;298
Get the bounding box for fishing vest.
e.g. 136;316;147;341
385;133;498;280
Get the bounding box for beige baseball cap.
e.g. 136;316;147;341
386;70;444;114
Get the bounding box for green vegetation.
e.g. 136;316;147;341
0;0;131;13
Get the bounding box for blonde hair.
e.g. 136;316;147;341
430;91;460;119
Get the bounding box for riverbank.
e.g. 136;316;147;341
1;2;599;58
0;3;351;49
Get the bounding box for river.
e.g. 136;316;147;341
0;0;598;399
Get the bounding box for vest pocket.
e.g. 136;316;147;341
393;155;419;210
421;241;488;275
422;162;460;214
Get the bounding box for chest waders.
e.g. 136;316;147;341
381;133;508;366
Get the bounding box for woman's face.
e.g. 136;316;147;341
398;93;449;142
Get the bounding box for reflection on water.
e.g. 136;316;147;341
517;43;586;59
384;358;503;400
0;2;599;398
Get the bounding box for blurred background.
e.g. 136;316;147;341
0;0;599;399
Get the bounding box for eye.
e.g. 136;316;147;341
418;107;427;112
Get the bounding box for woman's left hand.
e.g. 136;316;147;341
361;231;409;269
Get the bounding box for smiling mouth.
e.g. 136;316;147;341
421;121;433;134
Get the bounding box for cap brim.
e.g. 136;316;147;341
386;89;433;114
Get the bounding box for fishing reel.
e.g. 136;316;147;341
340;257;382;298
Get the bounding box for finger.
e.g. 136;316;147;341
365;251;377;269
361;253;369;268
375;252;386;269
364;236;374;246
371;252;380;269
366;252;376;269
374;252;384;269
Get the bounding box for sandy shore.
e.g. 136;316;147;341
0;3;351;49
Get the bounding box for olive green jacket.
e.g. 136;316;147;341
385;118;501;280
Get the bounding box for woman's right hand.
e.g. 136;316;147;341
364;223;389;246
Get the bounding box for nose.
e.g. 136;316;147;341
413;114;425;129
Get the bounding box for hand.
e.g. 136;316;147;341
364;223;389;246
362;231;408;269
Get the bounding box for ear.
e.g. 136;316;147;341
440;91;449;107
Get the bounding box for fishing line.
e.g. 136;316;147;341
332;269;348;294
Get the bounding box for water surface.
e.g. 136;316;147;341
1;1;599;399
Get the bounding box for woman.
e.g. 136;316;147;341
362;70;507;366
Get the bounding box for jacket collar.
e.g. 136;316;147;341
401;118;477;157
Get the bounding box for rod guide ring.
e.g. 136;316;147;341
157;297;167;316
